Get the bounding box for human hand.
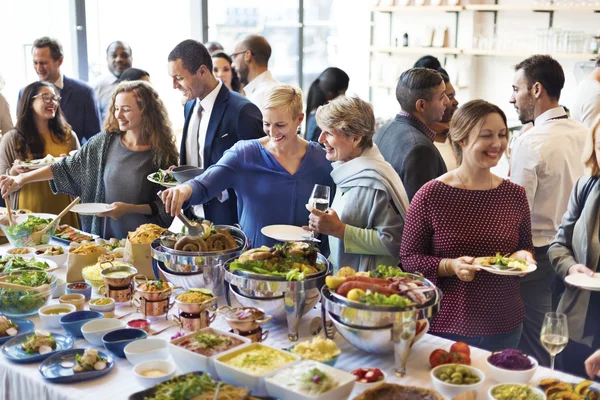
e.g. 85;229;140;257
9;162;30;176
568;264;594;276
510;250;536;264
585;350;600;379
98;202;130;220
159;185;193;217
0;175;24;198
307;208;345;239
449;257;479;282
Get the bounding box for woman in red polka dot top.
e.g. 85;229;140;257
400;100;535;352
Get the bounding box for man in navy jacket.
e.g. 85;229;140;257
18;37;100;143
167;39;264;225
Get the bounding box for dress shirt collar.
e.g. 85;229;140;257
398;111;437;142
534;106;567;126
199;80;222;115
52;73;64;90
244;70;274;96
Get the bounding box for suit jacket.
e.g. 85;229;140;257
180;84;264;225
373;114;447;201
548;176;600;346
18;76;101;143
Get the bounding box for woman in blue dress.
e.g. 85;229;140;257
160;84;334;248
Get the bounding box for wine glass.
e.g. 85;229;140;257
308;184;330;238
540;312;568;370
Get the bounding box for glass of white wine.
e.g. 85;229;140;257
540;312;568;370
308;184;330;238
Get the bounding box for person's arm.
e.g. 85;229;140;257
549;177;594;278
0;131;17;175
585;349;600;379
0;166;53;198
0;94;13;133
401;144;443;201
236;102;265;140
510;137;538;209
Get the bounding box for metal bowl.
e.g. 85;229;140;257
101;264;137;288
217;305;272;332
175;295;217;314
155;261;220;293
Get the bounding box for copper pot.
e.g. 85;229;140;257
134;275;181;301
175;295;217;314
101;264;137;287
99;283;133;303
131;296;174;317
230;326;269;343
218;305;272;332
173;310;215;332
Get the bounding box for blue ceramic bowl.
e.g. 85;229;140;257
288;344;340;367
65;282;92;300
59;311;103;338
102;328;147;358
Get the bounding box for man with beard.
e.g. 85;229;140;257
93;41;132;122
431;69;459;171
509;54;587;367
231;34;279;108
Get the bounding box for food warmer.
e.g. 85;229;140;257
320;273;442;376
222;254;329;341
151;225;249;293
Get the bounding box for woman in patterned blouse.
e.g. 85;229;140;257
400;99;535;352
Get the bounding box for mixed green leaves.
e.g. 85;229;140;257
370;265;411;279
360;291;412;307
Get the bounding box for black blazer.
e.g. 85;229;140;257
180;84;264;225
374;114;447;201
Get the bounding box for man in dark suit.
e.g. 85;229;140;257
166;39;264;225
18;37;101;144
374;67;449;201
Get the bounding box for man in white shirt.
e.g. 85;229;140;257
93;41;132;122
231;34;279;109
571;54;600;128
510;55;587;367
167;39;264;225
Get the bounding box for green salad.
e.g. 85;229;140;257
370;265;411;279
0;256;50;274
3;215;55;247
146;373;243;400
0;271;53;316
151;169;177;184
360;292;412;307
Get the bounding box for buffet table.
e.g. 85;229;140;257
0;241;594;400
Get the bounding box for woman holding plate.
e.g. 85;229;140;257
400;100;535;352
548;116;600;378
0;81;178;238
0;81;80;227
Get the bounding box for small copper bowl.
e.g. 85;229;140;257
218;306;272;332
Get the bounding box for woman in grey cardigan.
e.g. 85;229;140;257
0;81;178;238
307;96;409;272
548;116;600;378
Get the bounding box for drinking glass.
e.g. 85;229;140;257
308;184;331;238
540;312;568;370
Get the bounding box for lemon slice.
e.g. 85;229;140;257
189;288;213;296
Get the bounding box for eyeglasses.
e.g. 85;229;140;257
32;93;61;104
230;49;250;58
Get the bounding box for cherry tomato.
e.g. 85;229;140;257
449;351;471;365
450;341;471;357
429;349;450;368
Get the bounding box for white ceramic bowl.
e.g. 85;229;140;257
124;338;169;366
214;343;301;396
488;383;547;400
81;318;126;346
430;364;485;399
53;278;67;299
132;359;177;389
265;360;356;400
486;355;538;383
89;297;116;312
38;303;76;329
6;247;36;258
350;368;388;391
169;327;251;377
34;244;68;267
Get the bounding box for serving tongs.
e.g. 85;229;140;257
177;211;204;237
29;197;81;243
0;278;51;294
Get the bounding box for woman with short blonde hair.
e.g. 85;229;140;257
316;95;374;149
160;84;334;248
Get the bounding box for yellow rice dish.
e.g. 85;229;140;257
218;344;297;376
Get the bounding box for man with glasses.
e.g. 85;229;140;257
18;37;101;144
231;34;279;109
167;39;264;225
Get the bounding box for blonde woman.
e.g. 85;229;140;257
400;99;534;352
0;81;178;238
161;84;334;247
308;96;409;272
549;116;600;377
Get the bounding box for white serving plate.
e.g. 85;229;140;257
70;203;116;216
565;273;600;291
261;225;310;242
146;173;178;188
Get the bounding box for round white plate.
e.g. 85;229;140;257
565;273;600;291
70;203;115;215
15;157;64;170
69;150;78;156
473;257;537;276
146;173;178;188
261;225;310;242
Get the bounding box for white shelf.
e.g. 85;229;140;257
371;46;462;54
463;49;598;59
371;5;463;12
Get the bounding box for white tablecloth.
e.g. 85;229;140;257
0;241;594;400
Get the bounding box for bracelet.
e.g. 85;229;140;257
442;259;449;276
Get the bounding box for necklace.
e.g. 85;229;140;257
455;170;493;190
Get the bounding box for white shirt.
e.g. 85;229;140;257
434;138;458;171
571;77;600;129
244;70;279;110
510;107;587;247
92;72;119;122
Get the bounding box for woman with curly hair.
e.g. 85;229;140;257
0;81;178;238
0;81;80;227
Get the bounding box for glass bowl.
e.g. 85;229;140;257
0;270;58;317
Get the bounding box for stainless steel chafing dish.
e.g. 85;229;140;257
321;272;442;377
223;253;329;341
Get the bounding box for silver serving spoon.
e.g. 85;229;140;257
177;211;204;237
